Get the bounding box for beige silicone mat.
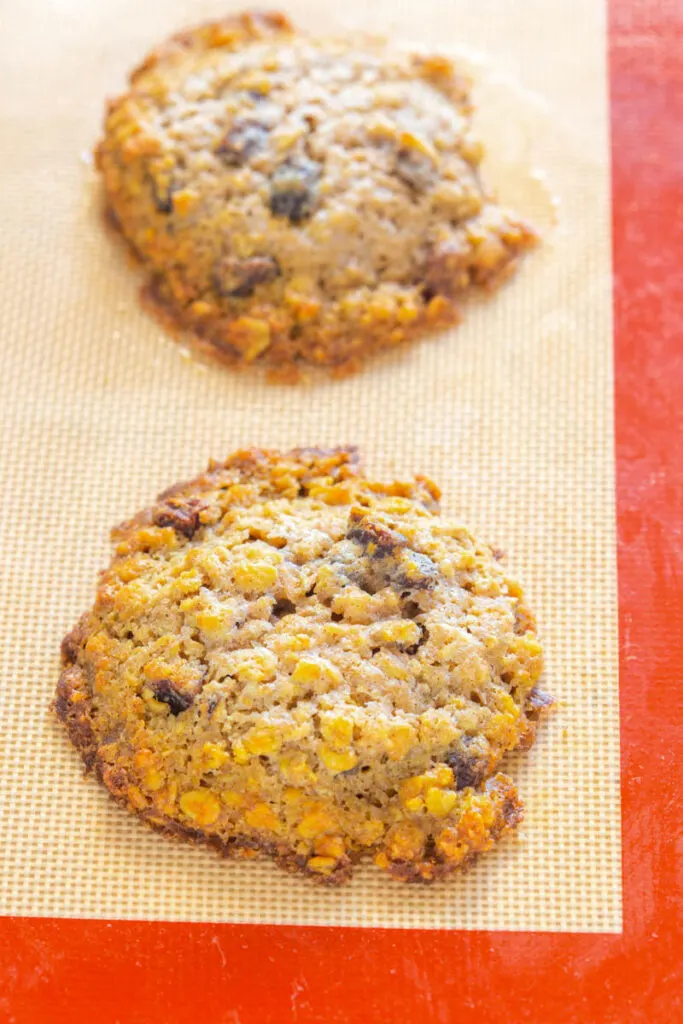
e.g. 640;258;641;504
0;0;621;931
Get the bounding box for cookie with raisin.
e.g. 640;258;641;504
55;448;552;883
96;11;537;375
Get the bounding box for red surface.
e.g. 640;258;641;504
1;1;682;1021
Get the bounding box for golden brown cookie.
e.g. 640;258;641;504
55;448;552;883
96;11;538;376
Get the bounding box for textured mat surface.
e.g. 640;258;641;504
0;0;620;931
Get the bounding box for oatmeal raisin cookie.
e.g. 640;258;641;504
96;11;538;375
55;447;552;883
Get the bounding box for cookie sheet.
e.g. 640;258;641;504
0;0;620;931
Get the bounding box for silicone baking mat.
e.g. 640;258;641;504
5;1;682;1020
0;0;620;936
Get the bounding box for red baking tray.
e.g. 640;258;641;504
0;0;680;1020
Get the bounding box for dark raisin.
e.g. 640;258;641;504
216;120;269;165
216;255;280;298
149;680;193;716
444;749;488;790
153;498;205;539
346;510;407;555
345;509;439;596
272;598;297;619
268;157;320;223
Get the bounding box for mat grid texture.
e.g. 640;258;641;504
0;0;620;931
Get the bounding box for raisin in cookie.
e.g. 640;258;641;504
55;448;552;883
96;10;538;376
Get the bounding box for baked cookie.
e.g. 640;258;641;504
96;10;538;376
55;448;552;883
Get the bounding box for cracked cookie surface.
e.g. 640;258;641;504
96;10;538;376
55;448;551;883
